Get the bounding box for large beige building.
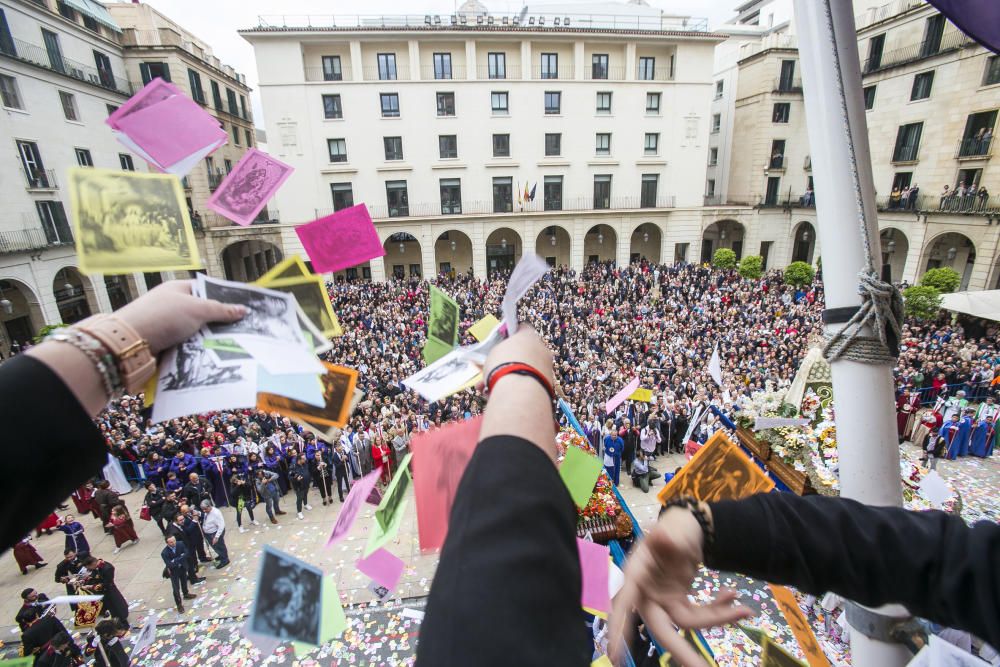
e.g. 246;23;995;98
105;1;280;282
714;0;1000;290
240;1;730;282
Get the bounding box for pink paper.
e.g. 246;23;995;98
356;548;404;591
295;204;386;274
106;77;179;130
577;538;611;613
605;377;641;414
207;148;293;226
326;467;381;546
115;95;227;169
412;417;482;552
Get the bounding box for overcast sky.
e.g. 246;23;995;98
126;0;739;128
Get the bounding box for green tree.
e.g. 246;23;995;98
737;255;764;280
920;267;961;294
33;323;67;344
903;285;942;321
784;261;815;287
712;247;737;270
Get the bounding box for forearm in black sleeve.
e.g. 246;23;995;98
707;492;1000;646
417;435;591;666
0;356;107;554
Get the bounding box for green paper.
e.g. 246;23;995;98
375;452;412;531
0;659;34;667
559;446;604;508
292;641;315;656
321;574;347;642
365;498;409;557
426;285;459;362
422;337;453;365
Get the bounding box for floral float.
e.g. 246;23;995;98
555;430;634;542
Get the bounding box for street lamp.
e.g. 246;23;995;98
887;240;896;254
643;230;649;243
501;237;508;250
450;240;457;252
802;230;810;242
720;228;727;240
550;234;556;246
63;282;74;295
398;242;405;254
947;246;957;261
597;232;604;245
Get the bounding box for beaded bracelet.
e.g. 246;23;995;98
485;361;556;403
662;495;715;552
45;327;123;397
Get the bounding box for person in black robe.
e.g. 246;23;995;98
21;613;70;660
54;550;83;609
34;630;83;667
16;587;50;630
86;620;129;667
80;556;128;625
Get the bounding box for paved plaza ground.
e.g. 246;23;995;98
1;446;996;665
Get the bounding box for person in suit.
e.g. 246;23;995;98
181;472;212;509
161;535;197;612
165;514;204;586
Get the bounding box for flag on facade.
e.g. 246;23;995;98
924;1;1000;54
708;344;723;387
517;181;523;206
529;183;537;201
524;182;530;202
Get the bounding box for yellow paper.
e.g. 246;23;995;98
259;254;311;282
255;274;342;338
142;370;157;407
468;314;500;342
68;167;201;275
629;387;653;402
769;584;831;667
583;606;608;620
592;656;613;667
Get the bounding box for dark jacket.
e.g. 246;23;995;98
289;461;311;489
22;615;69;657
181;478;212;508
143;489;165;520
161;542;190;574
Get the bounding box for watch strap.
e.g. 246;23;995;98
77;315;156;395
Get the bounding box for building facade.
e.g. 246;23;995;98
0;0;150;353
105;1;280;282
714;0;1000;291
240;1;727;282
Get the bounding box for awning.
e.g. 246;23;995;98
940;290;1000;322
63;0;121;33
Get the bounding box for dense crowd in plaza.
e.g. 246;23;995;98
10;260;1000;663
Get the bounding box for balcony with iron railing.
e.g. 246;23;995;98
253;13;708;32
21;168;57;191
419;64;468;80
874;193;1000;214
208;172;226;192
121;28;244;84
304;66;355;82
476;64;522;80
531;65;575;80
956;136;993;159
0;227;68;254
757;193;816;208
773;77;803;94
892;144;920;163
584;65;627;81
862;30;973;74
635;66;673;82
353;195;676;220
1;37;132;95
854;0;925;31
361;66;411;81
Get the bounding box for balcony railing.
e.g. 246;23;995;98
863;31;973;74
254;14;708;32
874;193;1000;214
122;29;243;83
476;64;522;80
892;145;920;163
3;37;132;95
252;209;279;224
208;172;226;192
636;66;673;82
584;65;627;81
419;65;467;80
21;168;57;190
773;77;803;93
0;228;62;254
357;195;676;220
956;136;993;159
704;195;756;206
757;193;816;208
361;66;411;81
304;66;354;82
532;65;575;80
855;0;925;31
768;157;786;170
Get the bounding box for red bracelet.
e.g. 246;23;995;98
485;362;556;403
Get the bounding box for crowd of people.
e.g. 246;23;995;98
11;259;1000;663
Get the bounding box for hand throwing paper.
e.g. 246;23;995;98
577;538;611;614
501;254;550;335
326;467;381;546
606;377;641;414
411;417;482;551
356;548;405;592
295;203;385;273
559;446;603;509
207;148;293;227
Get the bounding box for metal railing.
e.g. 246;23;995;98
304;66;355;82
419;64;467;80
768;157;785;169
362;65;411;81
21;167;57;190
704;195;756;206
892;145;920;163
252;209;279;224
855;0;925;31
956;136;993;159
476;64;522;79
874;193;1000;214
773;77;803;93
0;228;61;254
863;30;973;74
3;37;132;94
636;66;673;82
361;195;676;219
737;33;798;61
121;29;242;83
532;65;575;80
208;172;226;192
584;65;627;81
254;13;708;32
757;193;816;208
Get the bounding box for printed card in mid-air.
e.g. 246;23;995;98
501;253;549;335
207;149;293;227
68;168;201;275
403;347;480;403
258;363;358;429
107;77;226;176
295;203;384;273
657;431;775;506
250;546;323;646
424;286;459;364
255;274;342;338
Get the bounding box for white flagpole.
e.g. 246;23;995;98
793;1;909;665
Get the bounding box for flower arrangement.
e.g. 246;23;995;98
555;429;633;538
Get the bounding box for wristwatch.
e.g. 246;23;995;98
77;315;156;395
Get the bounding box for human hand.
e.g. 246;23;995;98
609;508;753;666
111;280;247;356
482;325;555;388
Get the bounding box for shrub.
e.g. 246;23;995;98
712;247;737;270
737;255;764;280
903;285;942;321
784;261;815;287
920;267;961;294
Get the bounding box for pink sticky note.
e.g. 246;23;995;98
295;204;386;274
206;149;294;226
115;95;227;169
577;538;611;614
412;417;482;552
356;548;404;591
326;467;381;546
605;377;641;414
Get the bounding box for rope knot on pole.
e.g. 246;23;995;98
822;270;903;365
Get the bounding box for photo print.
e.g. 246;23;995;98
250;546;323;645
